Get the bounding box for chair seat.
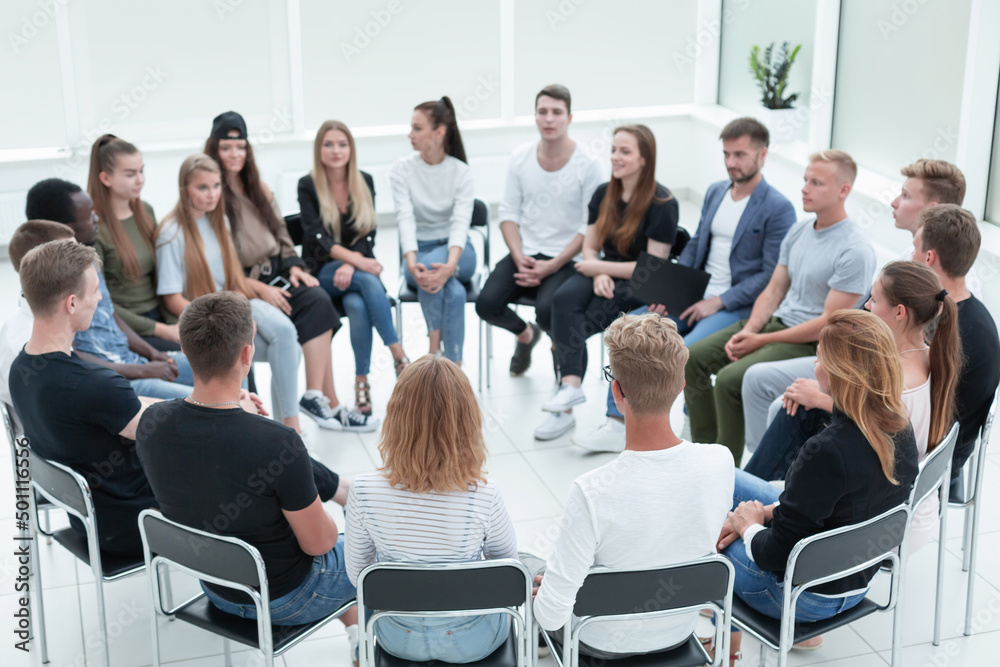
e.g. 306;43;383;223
731;595;880;647
52;528;145;579
374;626;517;667
397;273;485;304
174;595;332;652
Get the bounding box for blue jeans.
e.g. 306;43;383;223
743;407;832;481
318;261;399;376
605;307;743;418
130;351;194;399
373;611;508;663
403;239;477;363
723;469;867;623
203;541;356;626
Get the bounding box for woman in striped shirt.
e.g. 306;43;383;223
345;355;517;663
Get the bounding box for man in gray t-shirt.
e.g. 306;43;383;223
684;151;876;463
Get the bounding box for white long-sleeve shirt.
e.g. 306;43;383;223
497;141;605;258
534;443;735;654
390;154;475;255
344;473;517;586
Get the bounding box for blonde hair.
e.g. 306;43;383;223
604;313;688;415
311;120;376;243
900;159;965;205
155;154;251;300
377;355;487;493
819;310;911;484
808;149;857;186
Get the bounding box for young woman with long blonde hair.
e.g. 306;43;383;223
719;310;919;661
299;120;410;415
344;355;517;663
155;154;375;434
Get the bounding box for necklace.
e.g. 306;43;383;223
898;346;929;355
186;397;241;408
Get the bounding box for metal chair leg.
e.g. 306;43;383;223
965;497;984;635
223;638;233;667
933;482;948;646
29;498;49;663
961;505;973;571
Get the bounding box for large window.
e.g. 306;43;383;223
832;0;972;178
987;76;1000;225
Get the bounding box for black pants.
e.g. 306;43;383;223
475;254;578;335
284;280;342;343
551;273;640;379
139;306;181;352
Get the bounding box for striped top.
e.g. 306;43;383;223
344;472;517;585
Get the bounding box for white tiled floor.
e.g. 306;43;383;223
2;201;999;666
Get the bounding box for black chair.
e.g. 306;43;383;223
731;503;911;667
356;559;532;667
540;555;734;667
395;198;492;391
2;401;55;542
949;386;999;636
911;422;958;645
138;509;355;667
28;451;151;667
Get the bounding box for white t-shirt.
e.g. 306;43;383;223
0;297;33;406
902;375;937;552
390;154;475;256
703;187;751;299
498;141;605;259
534;442;735;654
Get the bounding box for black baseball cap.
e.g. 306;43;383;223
210;111;247;140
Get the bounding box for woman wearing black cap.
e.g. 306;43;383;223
205;111;375;432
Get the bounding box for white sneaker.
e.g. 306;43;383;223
541;384;586;412
533;412;576;440
572;418;626;453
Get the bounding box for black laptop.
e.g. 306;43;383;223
628;251;711;314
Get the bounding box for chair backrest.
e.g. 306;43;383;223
913;422;959;506
573;556;733;617
358;559;529;612
980;385;999;456
670;227;690;260
30;452;91;519
139;510;264;590
284;213;303;246
2;401;19;446
789;504;909;587
471;198;488;228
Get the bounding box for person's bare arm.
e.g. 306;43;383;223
282;497;339;556
162;293;189;318
759;288;862;346
500;220;524;265
743;265;791;333
115;313;160;359
119;396;161;440
75;351;177;381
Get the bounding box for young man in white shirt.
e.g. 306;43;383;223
475;85;604;403
533;313;734;658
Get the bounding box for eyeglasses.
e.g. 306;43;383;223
603;365;625;397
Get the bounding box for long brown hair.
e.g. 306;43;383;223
311;120;376;242
878;261;960;450
87;134;156;280
155;154;251;300
820;310;911;484
414;96;466;163
595;125;671;256
203;134;282;245
377;355;487;493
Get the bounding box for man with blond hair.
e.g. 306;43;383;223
533;313;734;659
685;150;876;463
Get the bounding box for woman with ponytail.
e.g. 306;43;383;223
299;120;411;416
746;261;959;548
390;96;476;364
88;135;179;350
203;111;362;431
536;125;678;440
155;154;377;435
720;310;919;659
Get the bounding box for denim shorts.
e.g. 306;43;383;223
203;540;356;626
373;612;509;663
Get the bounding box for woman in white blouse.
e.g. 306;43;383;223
345;355;517;662
390;97;476;364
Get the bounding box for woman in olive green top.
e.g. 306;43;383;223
88;134;180;351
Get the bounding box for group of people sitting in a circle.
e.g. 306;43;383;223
3;83;999;667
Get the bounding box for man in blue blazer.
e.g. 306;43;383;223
575;117;796;452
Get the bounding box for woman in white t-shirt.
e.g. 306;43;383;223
390;97;476;364
345;355;517;663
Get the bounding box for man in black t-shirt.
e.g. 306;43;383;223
10;240;159;556
135;291;358;647
911;204;1000;485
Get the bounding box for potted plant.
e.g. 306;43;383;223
749;41;802;144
